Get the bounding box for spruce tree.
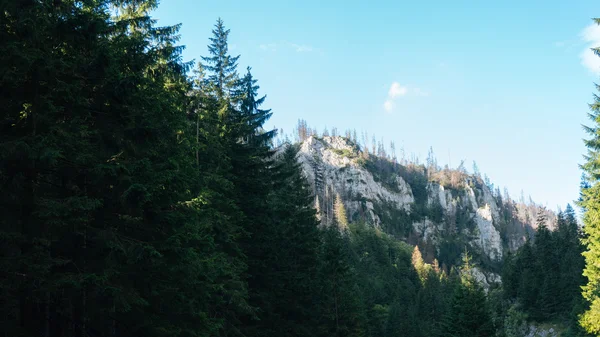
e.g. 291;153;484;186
533;208;560;319
417;268;447;337
238;67;274;141
317;225;366;337
579;18;600;334
441;253;494;337
559;204;586;314
243;144;322;337
201;18;241;101
0;2;251;336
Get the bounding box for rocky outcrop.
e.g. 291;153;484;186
297;136;413;226
295;136;550;276
468;267;502;292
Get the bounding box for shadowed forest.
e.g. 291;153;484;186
2;2;600;337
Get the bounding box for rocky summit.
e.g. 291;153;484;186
295;135;555;286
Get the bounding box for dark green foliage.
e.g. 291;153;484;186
371;200;413;238
579;26;600;331
201;18;241;100
341;223;478;337
441;281;494;337
333;147;360;158
241;144;322;337
0;2;249;336
437;207;479;270
317;225;367;337
501;204;586;324
442;282;494;337
4;3;588;337
441;255;494;337
363;156;406;194
416;269;453;336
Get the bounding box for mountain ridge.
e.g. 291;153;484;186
290;135;556;282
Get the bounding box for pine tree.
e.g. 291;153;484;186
317;225;366;337
0;2;239;336
501;203;587;324
0;2;259;336
579;19;600;334
441;252;494;337
238;67;274;141
386;299;420;337
416;268;446;337
201;18;241;100
242;144;321;337
533;207;559;320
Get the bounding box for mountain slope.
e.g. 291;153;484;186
295;136;555;280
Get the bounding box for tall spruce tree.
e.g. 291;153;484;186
317;225;366;337
579;17;600;334
238;67;274;141
243;144;322;337
441;253;494;337
558;204;586;311
201;18;241;101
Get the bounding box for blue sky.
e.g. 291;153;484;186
153;0;600;210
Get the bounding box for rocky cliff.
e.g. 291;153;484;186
295;136;555;282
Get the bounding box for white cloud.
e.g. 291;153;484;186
582;49;600;74
582;23;600;43
580;23;600;75
388;82;408;98
383;100;394;112
383;82;426;112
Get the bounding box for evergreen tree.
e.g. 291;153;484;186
241;144;321;337
579;19;600;333
559;205;586;313
317;226;366;337
386;299;420;337
0;2;251;336
417;268;447;337
238;67;274;141
533;208;559;319
501;203;587;327
441;253;494;337
201;18;241;100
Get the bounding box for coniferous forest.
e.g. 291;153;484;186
2;2;600;337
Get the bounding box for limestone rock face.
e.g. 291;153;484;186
294;136;549;276
467;267;502;293
422;182;503;261
297;136;413;227
474;203;503;261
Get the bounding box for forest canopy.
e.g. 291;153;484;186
1;2;600;337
